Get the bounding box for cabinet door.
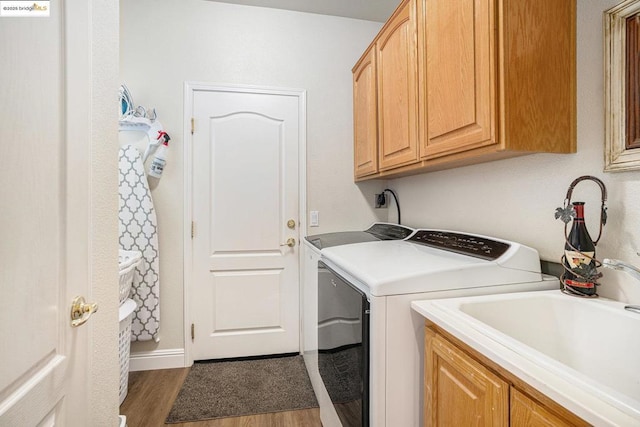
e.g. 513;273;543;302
511;388;575;427
425;330;508;427
377;0;419;171
353;47;378;178
419;0;496;159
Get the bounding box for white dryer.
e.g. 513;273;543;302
302;222;414;426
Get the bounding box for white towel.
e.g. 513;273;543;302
118;145;160;342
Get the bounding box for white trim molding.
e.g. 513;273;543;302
604;0;640;172
129;348;186;372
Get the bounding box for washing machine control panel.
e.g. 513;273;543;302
408;230;511;261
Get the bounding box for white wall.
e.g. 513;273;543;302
390;0;640;304
120;0;386;354
121;0;640;359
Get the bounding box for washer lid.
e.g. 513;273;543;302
305;231;380;250
321;234;543;297
305;222;413;250
364;222;414;240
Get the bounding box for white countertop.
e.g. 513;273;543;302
412;291;640;427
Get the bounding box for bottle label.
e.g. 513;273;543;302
150;158;166;176
565;278;595;289
564;250;594;269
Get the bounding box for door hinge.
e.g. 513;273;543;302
191;221;195;238
191;323;195;341
191;117;195;135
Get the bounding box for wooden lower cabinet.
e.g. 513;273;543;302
425;329;508;426
424;327;589;427
511;388;575;427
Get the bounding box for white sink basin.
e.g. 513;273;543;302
411;290;640;426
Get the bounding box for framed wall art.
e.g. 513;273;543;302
605;0;640;171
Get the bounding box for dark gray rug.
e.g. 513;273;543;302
165;355;318;423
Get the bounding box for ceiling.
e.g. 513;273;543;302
208;0;398;22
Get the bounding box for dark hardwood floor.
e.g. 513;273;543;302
119;368;322;427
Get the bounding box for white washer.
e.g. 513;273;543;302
319;229;560;427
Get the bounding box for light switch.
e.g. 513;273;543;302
310;211;319;227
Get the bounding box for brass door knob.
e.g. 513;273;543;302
70;296;99;327
280;238;296;248
287;219;296;229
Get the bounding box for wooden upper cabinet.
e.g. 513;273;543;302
499;0;576;154
353;46;379;178
418;0;496;159
418;0;575;161
352;0;576;181
376;0;419;171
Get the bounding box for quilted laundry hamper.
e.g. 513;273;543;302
119;299;137;405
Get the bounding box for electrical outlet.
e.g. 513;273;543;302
375;193;387;208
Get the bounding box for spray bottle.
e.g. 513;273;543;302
148;131;171;178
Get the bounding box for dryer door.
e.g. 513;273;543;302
317;261;370;427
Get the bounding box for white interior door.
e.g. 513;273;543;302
190;85;304;360
0;2;98;425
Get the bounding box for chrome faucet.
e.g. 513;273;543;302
602;258;640;282
602;257;640;314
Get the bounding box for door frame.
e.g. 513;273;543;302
182;82;307;365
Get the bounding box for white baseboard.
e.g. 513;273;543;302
129;348;187;372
